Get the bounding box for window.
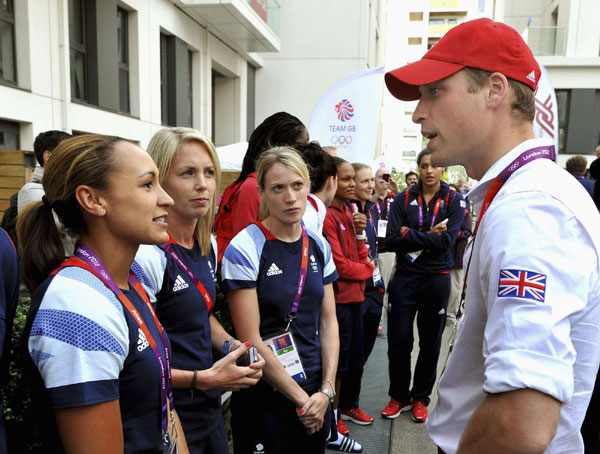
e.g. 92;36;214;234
0;0;16;84
408;37;422;45
478;0;486;12
161;33;193;127
69;0;87;102
555;90;570;154
448;18;457;24
68;0;130;113
0;119;19;150
409;12;423;21
117;7;129;113
427;38;439;49
429;18;444;25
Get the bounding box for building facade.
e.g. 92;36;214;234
382;0;600;170
0;0;283;212
254;0;386;127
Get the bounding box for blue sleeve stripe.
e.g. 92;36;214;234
30;349;53;366
223;244;254;268
130;260;154;290
221;279;257;292
47;379;119;408
30;309;126;357
324;271;338;286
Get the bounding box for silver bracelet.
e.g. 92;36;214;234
355;232;366;241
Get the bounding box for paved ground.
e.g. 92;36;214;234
327;320;454;454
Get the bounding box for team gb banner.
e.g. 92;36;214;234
308;66;384;164
533;61;559;155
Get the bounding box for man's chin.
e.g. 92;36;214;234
430;151;454;168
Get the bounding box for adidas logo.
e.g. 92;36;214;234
173;275;189;292
526;70;536;83
266;263;283;276
410;199;418;206
137;328;149;352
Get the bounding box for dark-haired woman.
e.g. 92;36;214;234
214;112;308;263
18;135;188;453
323;158;374;452
381;149;465;424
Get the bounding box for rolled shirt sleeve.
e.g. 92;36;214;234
478;192;597;403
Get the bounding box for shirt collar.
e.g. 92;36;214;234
32;165;44;183
466;138;553;211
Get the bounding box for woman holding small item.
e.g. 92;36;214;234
133;127;265;453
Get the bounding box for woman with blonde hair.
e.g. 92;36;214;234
19;134;188;453
133;127;264;453
222;147;339;453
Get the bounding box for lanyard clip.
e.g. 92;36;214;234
285;313;296;331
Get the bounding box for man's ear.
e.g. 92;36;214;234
42;150;52;166
75;185;107;217
487;72;510;110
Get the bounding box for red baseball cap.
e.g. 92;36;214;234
385;18;540;101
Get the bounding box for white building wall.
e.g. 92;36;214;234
0;0;252;151
254;0;385;128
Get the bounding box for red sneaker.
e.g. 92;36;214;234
381;399;412;419
337;418;351;436
341;407;374;425
412;400;428;423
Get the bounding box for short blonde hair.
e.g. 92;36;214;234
255;147;310;219
147;127;221;256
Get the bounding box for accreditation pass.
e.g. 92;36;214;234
263;331;306;383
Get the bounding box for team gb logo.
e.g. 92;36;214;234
335;99;355;122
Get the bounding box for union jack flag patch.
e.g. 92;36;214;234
498;269;546;302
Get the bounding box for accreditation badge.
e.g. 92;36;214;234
405;249;423;263
372;258;383;286
263;331;306;383
377;219;388;238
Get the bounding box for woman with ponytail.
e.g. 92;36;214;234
18;134;188;453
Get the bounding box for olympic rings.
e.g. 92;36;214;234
331;135;353;148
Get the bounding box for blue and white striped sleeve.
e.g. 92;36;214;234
132;245;167;303
221;226;263;291
28;267;129;408
317;234;338;285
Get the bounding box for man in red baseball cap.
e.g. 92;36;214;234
383;18;600;454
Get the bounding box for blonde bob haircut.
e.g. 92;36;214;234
255;146;310;220
146;127;221;256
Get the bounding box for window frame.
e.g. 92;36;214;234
117;6;130;113
0;0;17;85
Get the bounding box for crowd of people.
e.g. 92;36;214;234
0;17;600;454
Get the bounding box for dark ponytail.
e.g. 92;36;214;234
17;134;123;293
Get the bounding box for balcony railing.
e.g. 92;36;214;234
526;26;567;56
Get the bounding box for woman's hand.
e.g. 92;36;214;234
352;213;367;234
203;342;264;391
431;220;448;235
296;392;330;434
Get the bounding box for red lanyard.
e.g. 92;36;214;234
52;246;174;448
160;233;213;313
456;145;556;321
